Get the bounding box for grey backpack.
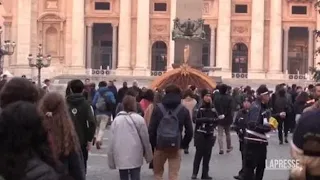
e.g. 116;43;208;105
156;103;183;149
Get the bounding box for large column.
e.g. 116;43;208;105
216;0;231;71
117;0;132;75
209;25;216;67
249;0;264;74
168;0;177;70
16;0;32;65
71;0;85;68
283;27;289;74
269;0;282;74
316;12;320;64
112;23;118;70
134;0;150;76
86;24;93;69
308;27;314;69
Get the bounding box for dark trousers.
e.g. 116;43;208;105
238;141;245;177
81;144;89;173
242;143;267;180
192;145;213;177
119;167;141;180
277;118;290;142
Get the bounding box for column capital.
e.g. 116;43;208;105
209;24;216;30
86;22;93;27
112;22;119;27
283;26;290;31
308;26;316;32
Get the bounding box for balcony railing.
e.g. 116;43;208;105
87;69;116;76
286;74;308;80
151;71;166;76
232;73;248;79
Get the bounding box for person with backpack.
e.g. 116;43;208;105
148;84;193;180
92;81;116;149
191;90;220;180
66;79;96;173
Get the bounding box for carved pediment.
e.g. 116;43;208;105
38;13;65;22
152;24;167;32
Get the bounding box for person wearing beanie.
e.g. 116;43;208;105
192;90;220;180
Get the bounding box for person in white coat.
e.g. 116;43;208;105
108;95;153;180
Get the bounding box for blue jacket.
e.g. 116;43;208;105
92;87;116;116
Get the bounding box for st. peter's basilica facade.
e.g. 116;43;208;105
0;0;319;80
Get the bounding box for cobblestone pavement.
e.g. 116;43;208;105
87;130;291;180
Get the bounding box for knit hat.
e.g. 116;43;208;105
201;89;211;98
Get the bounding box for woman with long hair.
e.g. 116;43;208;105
38;92;86;180
0;101;59;180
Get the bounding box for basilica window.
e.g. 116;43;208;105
291;6;307;15
235;4;248;14
154;3;167;12
95;2;110;10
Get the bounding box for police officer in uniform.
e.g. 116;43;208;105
242;85;273;180
191;90;221;180
233;97;252;180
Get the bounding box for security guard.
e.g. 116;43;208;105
233;97;252;180
242;85;274;180
191;89;221;180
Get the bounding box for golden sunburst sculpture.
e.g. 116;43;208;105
150;44;216;90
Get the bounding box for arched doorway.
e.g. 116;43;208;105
232;43;248;74
151;41;167;71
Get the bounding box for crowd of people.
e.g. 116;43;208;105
0;75;320;180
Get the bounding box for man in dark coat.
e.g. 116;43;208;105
214;84;233;154
117;81;128;103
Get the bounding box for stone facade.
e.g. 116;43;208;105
0;0;319;80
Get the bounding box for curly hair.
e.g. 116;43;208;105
0;78;39;108
38;92;79;158
0;101;58;180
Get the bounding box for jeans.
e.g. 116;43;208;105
95;114;110;141
153;148;181;180
277;118;289;142
119;167;141;180
218;125;232;151
81;144;88;173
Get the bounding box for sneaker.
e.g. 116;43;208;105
191;174;197;179
233;175;240;179
219;150;224;155
285;139;288;143
96;141;102;149
201;176;213;180
279;141;283;145
227;147;233;153
184;149;189;154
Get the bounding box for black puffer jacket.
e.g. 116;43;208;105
193;102;219;147
23;157;59;180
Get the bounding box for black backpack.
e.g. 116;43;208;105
156;104;183;149
68;102;93;146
